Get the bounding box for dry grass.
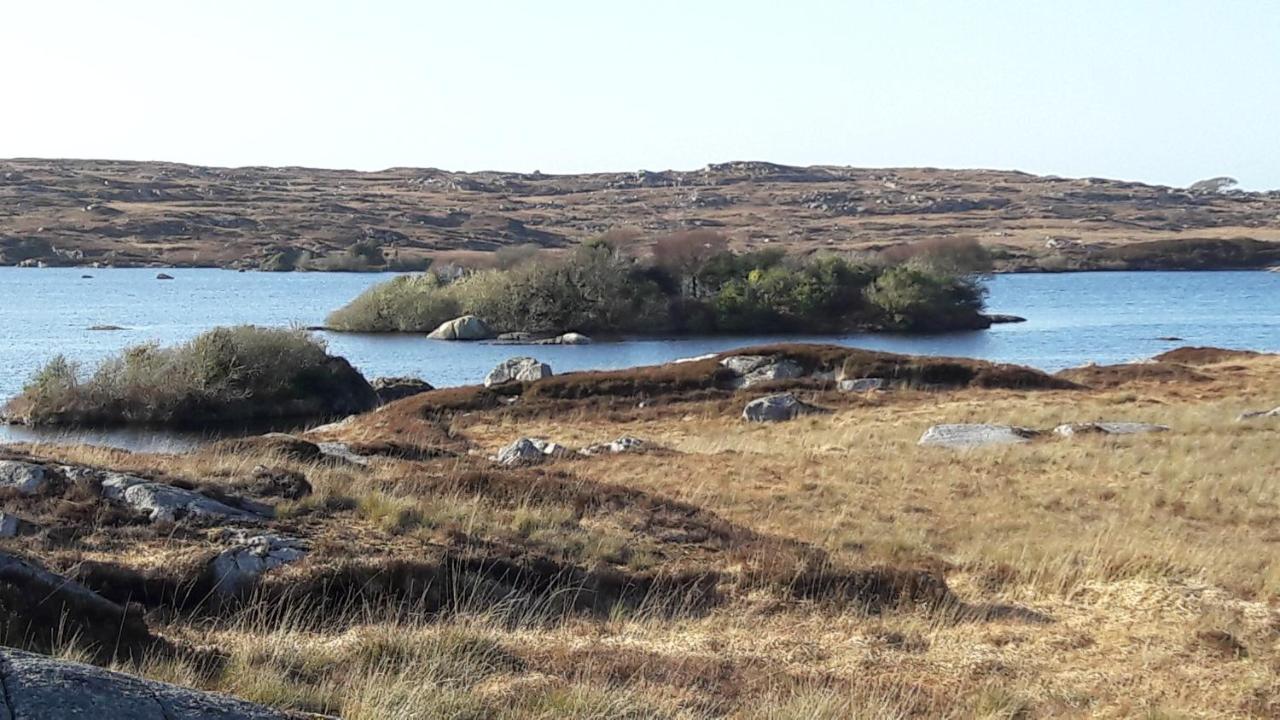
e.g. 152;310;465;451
6;351;1280;718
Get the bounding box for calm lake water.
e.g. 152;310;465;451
1;267;1277;449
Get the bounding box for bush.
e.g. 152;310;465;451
328;245;668;335
6;327;377;428
865;266;988;331
326;274;464;332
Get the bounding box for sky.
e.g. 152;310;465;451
2;1;1278;188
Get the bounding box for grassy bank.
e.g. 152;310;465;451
3;326;377;428
326;238;990;335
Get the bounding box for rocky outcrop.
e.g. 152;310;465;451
0;460;52;495
484;357;553;387
534;332;592;345
208;531;308;599
918;424;1040;448
742;393;830;422
579;436;652;456
721;356;807;389
99;474;265;524
838;377;884;393
1238;406;1280;421
493;438;570;466
1052;422;1170;436
371;376;435;403
316;441;370;466
427;315;493;340
0;648;296;719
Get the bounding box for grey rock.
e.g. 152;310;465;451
208;532;307;598
0;513;35;537
1053;422;1170;436
721;355;806;388
316;441;369;466
1237;406;1280;421
918;424;1040;448
0;647;294;719
839;377;884;393
484;357;553;387
371;376;434;403
427;314;493;340
984;314;1027;324
742;393;830;423
532;332;592;345
0;461;50;495
493;437;570;466
720;355;772;375
580;435;650;456
100;476;262;524
155;272;174;280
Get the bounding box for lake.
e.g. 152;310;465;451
2;267;1278;449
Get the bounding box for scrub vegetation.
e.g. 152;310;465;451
325;233;991;335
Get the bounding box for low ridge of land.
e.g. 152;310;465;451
3;158;1279;271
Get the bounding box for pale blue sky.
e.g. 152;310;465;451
2;1;1277;187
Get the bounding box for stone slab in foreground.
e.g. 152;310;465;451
918;424;1040;448
0;648;303;719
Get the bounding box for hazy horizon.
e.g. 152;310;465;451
3;0;1278;189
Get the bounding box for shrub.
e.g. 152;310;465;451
865;266;988;331
326;274;463;332
6;327;376;427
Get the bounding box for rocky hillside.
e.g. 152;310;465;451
2;158;1279;270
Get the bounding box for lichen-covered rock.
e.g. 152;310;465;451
493;438;570;466
532;332;592;345
427;314;493;340
742;393;829;422
484;357;553;387
721;355;807;388
316;441;370;466
580;435;651;456
1053;422;1170;436
0;460;51;495
0;648;295;719
1237;406;1280;421
839;377;884;393
100;476;263;523
371;376;435;403
918;424;1040;448
208;532;308;598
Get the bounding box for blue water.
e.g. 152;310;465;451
1;268;1277;449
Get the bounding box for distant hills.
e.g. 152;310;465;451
2;158;1278;271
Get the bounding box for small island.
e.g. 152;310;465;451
326;234;993;337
